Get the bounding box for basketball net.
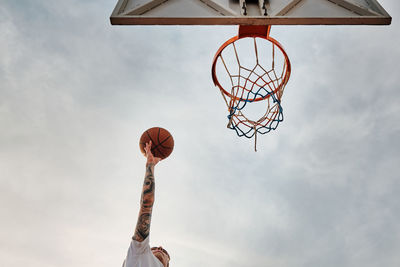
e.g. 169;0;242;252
212;25;291;151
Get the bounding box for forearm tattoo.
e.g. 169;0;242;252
133;165;155;242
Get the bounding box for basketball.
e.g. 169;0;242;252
139;127;174;160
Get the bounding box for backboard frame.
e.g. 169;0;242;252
110;0;392;26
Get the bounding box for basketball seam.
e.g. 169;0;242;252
154;128;166;158
158;135;172;148
145;131;164;158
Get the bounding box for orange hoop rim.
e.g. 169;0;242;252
211;26;291;102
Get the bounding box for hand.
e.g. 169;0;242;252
144;141;161;166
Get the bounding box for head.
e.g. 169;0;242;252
151;246;170;267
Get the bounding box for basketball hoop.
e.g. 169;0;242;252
212;25;291;151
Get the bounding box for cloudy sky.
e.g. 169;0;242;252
1;0;399;266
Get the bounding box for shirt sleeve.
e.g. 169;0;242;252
123;236;151;266
129;236;151;255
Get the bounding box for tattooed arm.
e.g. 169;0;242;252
133;141;161;242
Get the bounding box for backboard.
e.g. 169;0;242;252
110;0;391;25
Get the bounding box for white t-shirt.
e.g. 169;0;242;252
122;236;164;267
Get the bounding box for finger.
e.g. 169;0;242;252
144;141;152;154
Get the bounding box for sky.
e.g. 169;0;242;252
0;0;399;266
